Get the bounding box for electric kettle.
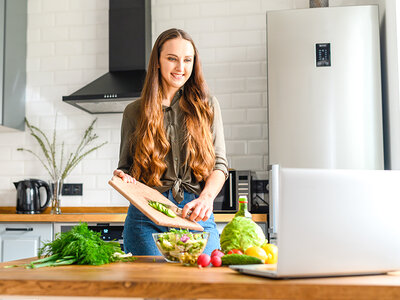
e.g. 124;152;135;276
14;179;51;214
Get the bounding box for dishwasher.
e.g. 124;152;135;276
53;223;125;251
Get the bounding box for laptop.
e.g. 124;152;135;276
230;166;400;279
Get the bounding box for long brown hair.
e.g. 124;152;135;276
130;28;215;186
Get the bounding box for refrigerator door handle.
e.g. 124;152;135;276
268;164;280;244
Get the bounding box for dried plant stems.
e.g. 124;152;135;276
17;117;107;181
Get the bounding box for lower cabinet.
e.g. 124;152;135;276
0;220;266;262
0;223;53;262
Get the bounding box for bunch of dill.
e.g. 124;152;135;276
37;222;134;266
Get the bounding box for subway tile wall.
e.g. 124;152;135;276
0;0;310;207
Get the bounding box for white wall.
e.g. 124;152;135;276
4;0;391;207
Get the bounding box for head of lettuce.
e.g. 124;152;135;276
220;216;266;253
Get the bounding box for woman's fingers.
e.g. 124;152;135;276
182;196;215;222
112;170;136;183
182;202;195;219
202;208;212;222
185;201;207;222
113;169;123;177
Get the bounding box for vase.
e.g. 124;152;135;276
50;179;63;214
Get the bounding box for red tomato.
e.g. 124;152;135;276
227;249;243;255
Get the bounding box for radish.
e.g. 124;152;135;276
211;255;222;267
197;254;211;267
211;249;224;258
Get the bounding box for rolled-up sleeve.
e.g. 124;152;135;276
210;96;229;180
117;101;139;174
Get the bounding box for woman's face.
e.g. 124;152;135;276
159;37;195;92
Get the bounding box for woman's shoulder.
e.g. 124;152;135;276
123;98;142;117
206;95;221;111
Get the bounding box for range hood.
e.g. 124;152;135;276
62;0;151;114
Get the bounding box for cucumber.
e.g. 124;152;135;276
148;200;177;218
221;254;263;265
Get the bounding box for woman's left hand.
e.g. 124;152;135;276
181;194;214;222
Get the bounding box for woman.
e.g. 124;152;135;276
113;28;228;256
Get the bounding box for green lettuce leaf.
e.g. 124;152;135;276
220;216;266;253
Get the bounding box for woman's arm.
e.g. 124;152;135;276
181;169;226;222
182;96;228;222
113;101;140;184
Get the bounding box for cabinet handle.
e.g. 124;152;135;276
5;227;33;231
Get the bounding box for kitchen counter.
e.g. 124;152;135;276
0;207;267;223
1;256;400;299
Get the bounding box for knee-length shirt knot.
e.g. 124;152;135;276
117;90;228;203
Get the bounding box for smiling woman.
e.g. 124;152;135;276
113;28;228;256
159;38;195;106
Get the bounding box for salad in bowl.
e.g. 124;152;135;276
153;229;209;265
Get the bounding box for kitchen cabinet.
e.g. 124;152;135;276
0;0;27;132
0;223;53;262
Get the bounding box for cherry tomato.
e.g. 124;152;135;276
227;249;243;255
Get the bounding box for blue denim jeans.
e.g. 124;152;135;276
123;189;220;256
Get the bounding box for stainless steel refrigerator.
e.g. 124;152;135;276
266;5;384;170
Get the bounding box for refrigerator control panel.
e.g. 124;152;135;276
316;43;331;67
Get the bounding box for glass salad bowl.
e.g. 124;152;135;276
152;229;209;265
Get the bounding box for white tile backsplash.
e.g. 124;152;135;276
56;11;84;26
54;41;82;55
232;93;262;108
0;0;302;206
231;124;263;139
40;56;68;71
221;109;246;124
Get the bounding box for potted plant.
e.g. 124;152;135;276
17;117;107;214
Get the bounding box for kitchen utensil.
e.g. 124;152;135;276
14;179;51;214
108;176;203;231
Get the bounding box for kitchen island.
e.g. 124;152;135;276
1;256;400;299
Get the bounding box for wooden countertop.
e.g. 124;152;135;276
0;207;267;223
1;256;400;299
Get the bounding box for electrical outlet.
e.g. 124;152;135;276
252;180;269;193
62;183;83;196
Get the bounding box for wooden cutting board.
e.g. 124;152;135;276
108;176;203;231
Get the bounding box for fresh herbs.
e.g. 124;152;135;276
148;200;177;218
4;223;136;269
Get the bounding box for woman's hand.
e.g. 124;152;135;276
181;193;214;222
181;170;226;222
113;169;136;183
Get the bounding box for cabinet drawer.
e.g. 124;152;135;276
0;223;53;262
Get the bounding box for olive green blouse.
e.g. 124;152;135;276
117;90;228;203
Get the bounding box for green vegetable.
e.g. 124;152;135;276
220;216;266;253
148;200;176;218
4;223;136;269
221;254;263;265
26;255;77;269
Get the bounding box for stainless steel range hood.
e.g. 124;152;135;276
62;0;151;114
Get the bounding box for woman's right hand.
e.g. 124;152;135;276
113;169;136;183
